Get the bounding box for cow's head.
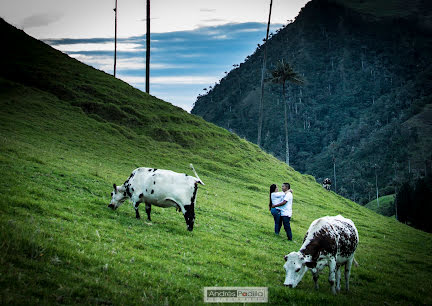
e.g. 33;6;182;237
108;184;127;210
183;204;195;231
283;252;310;288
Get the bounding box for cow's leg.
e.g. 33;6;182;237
134;202;140;219
328;258;337;295
145;203;151;221
336;265;341;292
312;271;319;290
345;257;354;292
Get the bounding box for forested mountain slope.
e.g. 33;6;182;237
192;0;432;203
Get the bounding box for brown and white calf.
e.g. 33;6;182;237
108;164;204;231
283;215;359;294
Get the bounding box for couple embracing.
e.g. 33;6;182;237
269;183;293;241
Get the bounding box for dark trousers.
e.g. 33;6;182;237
270;208;281;234
278;216;292;240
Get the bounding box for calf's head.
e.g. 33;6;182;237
283;252;309;288
108;184;128;210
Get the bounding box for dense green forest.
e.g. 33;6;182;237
396;173;432;232
192;0;432;205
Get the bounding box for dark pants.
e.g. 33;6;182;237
278;216;293;240
270;208;281;234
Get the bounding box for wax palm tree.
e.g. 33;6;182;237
145;0;150;93
257;0;273;148
113;0;118;77
270;60;304;166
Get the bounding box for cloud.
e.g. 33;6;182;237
21;12;63;29
118;75;219;85
69;54;190;71
201;18;226;23
51;42;145;52
200;8;216;12
45;22;286;111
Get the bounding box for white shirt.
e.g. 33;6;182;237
271;192;285;210
279;192;293;217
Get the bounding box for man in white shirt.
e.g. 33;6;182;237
271;183;293;241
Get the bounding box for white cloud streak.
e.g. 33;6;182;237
118;75;219;85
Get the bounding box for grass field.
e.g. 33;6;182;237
1;19;432;305
365;195;395;217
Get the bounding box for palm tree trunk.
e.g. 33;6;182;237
375;168;379;208
114;0;117;77
283;82;289;166
257;0;273;147
333;159;337;192
145;0;150;93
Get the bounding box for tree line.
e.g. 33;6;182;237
396;172;432;233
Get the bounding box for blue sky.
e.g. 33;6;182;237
1;0;309;111
45;22;284;111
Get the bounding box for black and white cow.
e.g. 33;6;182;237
322;178;332;191
108;164;204;231
283;215;359;294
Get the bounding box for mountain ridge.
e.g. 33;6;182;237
191;0;432;203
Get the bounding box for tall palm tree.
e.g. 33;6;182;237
270;60;304;166
145;0;150;93
257;0;273;148
113;0;118;77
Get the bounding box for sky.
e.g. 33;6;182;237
1;0;310;112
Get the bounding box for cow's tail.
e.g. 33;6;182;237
353;257;359;267
190;163;205;185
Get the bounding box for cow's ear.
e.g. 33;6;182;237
284;255;288;262
113;183;117;193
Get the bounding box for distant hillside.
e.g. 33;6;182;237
365;194;395;217
191;0;432;204
1;18;432;304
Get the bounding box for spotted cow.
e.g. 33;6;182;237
283;215;359;294
322;178;332;191
108;164;204;231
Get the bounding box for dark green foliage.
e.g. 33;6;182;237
192;0;432;202
396;174;432;232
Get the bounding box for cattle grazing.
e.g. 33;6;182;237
108;164;204;231
283;215;359;294
322;178;332;191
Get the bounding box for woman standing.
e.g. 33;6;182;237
269;184;285;235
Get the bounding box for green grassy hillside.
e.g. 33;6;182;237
365;195;395;217
1;19;431;305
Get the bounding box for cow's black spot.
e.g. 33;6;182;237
146;189;148;192
153;168;157;172
139;193;143;198
148;169;152;172
153;181;155;185
123;192;127;196
128;172;135;180
151;190;154;194
301;226;337;263
125;185;132;197
190;182;198;205
132;188;134;192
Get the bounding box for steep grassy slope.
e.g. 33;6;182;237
1;19;432;305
